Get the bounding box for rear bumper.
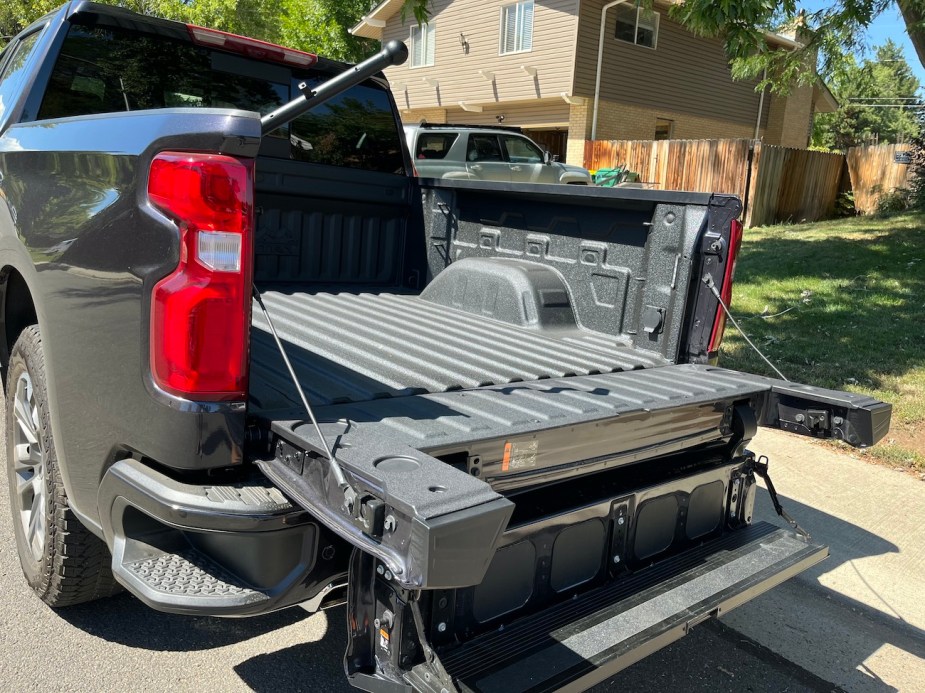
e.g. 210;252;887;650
97;458;346;616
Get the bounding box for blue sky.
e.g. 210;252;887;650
801;1;925;86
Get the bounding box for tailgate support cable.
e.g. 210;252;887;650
409;592;457;692
252;286;356;506
703;274;789;382
752;455;812;541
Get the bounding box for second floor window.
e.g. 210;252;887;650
615;6;659;49
410;22;436;67
500;1;534;55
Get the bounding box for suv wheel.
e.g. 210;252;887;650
6;325;120;607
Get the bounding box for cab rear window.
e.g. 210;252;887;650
38;23;405;175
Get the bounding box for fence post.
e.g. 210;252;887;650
745;141;763;227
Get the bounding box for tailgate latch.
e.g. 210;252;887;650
778;404;831;437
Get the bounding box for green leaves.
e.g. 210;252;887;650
812;40;922;151
667;0;908;97
1;0;380;62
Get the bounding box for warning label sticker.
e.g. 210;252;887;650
502;440;539;472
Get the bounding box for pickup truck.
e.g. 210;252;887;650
0;4;891;692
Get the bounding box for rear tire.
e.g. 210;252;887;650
5;325;120;607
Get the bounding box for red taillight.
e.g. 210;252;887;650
148;152;254;401
187;25;318;68
708;218;744;354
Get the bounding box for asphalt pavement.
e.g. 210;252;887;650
1;426;923;692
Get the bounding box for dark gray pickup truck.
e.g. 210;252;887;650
0;4;890;691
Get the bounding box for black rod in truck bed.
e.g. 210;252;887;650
260;39;409;136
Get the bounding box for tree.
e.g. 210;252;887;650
2;0;374;62
276;0;376;62
813;40;922;151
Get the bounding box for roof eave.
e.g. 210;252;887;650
813;81;839;113
350;0;404;40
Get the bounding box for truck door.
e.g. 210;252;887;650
465;134;511;182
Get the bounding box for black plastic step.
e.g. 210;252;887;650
99;459;317;616
121;547;268;605
436;523;826;693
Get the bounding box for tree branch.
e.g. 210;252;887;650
898;0;925;70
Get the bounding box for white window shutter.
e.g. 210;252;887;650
411;25;423;66
521;1;534;51
502;5;516;53
426;22;436;65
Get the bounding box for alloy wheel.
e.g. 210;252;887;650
11;370;47;562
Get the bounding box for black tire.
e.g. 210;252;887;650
5;325;120;607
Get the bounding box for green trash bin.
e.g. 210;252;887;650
593;166;640;187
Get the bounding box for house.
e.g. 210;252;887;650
351;0;837;165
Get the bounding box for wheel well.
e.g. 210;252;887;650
0;268;38;377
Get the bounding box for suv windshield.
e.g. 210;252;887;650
37;23;405;175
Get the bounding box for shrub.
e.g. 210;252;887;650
876;187;913;216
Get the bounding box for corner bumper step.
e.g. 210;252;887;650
437;523;826;693
119;547;269;612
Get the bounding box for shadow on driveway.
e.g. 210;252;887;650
57;592;312;651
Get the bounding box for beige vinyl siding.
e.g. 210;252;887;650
433;98;571;127
573;0;766;127
383;0;580;111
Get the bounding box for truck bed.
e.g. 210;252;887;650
248;289;667;412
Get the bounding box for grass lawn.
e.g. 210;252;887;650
720;212;925;475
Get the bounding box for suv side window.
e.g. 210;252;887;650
502;135;543;164
0;31;42;124
467;134;504;162
415;132;457;160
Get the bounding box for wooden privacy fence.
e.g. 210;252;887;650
746;144;845;226
584;138;846;226
584;138;751;205
847;144;914;215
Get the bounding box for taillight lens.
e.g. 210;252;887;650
148;152;254;401
708;218;744;355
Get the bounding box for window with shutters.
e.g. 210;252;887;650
614;6;658;49
500;1;534;55
410;22;436;68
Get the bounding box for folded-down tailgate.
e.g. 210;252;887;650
432;523;826;693
258;363;887;590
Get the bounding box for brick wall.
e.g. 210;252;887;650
764;85;814;149
566;101;590;165
590;100;758;143
400;108;448;124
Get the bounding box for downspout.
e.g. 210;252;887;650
591;0;629;141
754;68;767;140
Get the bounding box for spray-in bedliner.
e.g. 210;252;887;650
249;289;667;411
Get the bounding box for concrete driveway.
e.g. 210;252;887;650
1;428;923;692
